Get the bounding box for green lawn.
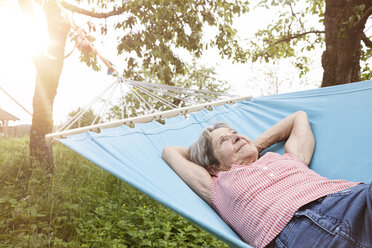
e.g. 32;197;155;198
0;137;229;248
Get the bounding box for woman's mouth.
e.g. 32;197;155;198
237;143;247;152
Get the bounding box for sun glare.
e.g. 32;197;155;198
0;2;49;124
0;3;49;61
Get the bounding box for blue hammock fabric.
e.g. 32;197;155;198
59;80;372;248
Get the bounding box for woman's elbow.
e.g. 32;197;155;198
162;146;172;161
295;110;308;119
162;146;186;160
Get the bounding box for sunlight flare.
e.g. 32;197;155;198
0;2;49;60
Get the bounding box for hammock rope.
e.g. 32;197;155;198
0;86;32;116
56;80;118;132
47;94;249;140
58;76;240;131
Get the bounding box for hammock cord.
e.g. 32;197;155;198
94;80;119;125
57;80;118;132
119;81;126;119
135;85;178;108
131;87;155;114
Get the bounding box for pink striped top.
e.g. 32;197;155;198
210;152;359;248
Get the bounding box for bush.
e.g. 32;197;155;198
0;137;229;247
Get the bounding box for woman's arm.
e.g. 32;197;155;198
253;111;315;165
162;146;212;205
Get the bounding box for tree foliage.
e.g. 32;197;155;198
245;0;371;85
67;108;99;128
361;40;372;81
66;0;371;86
63;0;249;84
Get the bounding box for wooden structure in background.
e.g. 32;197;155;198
0;108;20;136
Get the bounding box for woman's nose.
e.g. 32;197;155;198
233;135;240;143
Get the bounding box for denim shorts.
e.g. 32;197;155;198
273;183;372;248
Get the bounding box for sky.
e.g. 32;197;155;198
1;1;364;127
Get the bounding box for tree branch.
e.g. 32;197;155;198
362;32;372;48
60;1;126;18
265;31;325;45
288;2;305;30
354;6;372;30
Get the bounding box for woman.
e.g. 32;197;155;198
162;111;372;248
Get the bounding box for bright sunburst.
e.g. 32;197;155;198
0;2;49;61
0;2;49;124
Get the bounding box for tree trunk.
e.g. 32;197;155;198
321;0;369;87
29;1;70;172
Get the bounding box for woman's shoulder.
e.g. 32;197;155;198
261;151;303;160
259;151;282;161
262;151;309;166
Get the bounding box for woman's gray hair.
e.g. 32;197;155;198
189;122;233;170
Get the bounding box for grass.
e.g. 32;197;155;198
0;136;229;247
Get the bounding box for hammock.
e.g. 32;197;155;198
55;79;372;248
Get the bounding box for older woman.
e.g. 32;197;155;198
162;111;372;248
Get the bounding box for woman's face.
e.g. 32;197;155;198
210;127;258;171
